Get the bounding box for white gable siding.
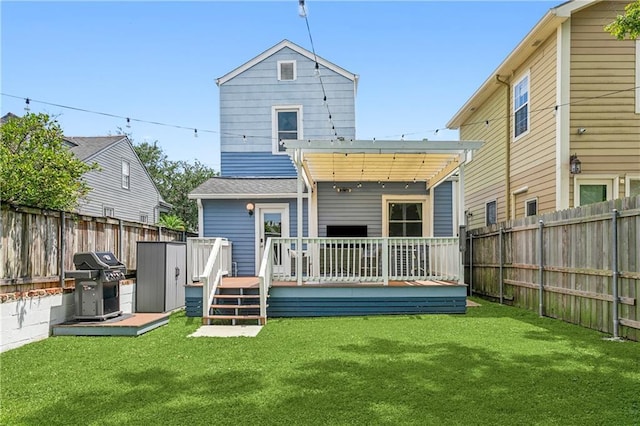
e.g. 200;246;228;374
76;140;161;223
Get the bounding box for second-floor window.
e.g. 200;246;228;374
513;72;529;139
121;160;130;189
273;106;302;153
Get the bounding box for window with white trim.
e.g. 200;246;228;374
103;206;115;217
140;213;149;223
513;72;530;139
626;176;640;197
277;60;296;81
388;202;424;237
574;177;614;207
525;198;538;217
486;200;497;226
121;160;130;189
272;106;302;153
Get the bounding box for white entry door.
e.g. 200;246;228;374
255;204;289;274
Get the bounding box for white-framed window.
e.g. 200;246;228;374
525;198;538;217
277;60;296;81
272;105;302;154
382;195;428;237
513;71;530;139
121;160;130;189
485;200;497;226
574;176;616;207
140;213;149;223
103;206;115;217
626;175;640;197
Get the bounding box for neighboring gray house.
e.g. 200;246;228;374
64;135;170;223
189;40;465;277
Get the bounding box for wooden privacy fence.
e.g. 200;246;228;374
1;204;188;290
465;196;639;341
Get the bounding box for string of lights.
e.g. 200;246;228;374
298;0;339;138
3;84;637;144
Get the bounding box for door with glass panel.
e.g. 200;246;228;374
256;205;289;275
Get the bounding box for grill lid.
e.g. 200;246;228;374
73;251;125;270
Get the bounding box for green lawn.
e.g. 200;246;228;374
1;299;639;425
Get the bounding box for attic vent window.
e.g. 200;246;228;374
278;60;296;81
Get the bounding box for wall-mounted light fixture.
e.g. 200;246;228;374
577;128;587;135
246;202;255;216
570;154;582;174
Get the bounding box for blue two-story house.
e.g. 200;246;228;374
190;39;477;279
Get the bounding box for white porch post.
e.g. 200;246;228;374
296;149;304;286
458;159;466;285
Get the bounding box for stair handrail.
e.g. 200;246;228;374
200;237;225;320
257;237;273;323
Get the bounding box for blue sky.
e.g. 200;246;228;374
1;1;557;171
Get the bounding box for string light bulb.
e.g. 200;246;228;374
314;62;320;77
126;118;131;129
243;135;247;143
485;120;490;128
298;0;307;18
194;129;198;138
24;98;30;112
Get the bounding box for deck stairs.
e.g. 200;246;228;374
203;278;266;326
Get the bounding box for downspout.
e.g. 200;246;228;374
496;75;511;220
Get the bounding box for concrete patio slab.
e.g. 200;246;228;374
188;325;263;338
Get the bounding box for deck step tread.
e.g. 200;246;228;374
214;294;261;299
210;304;261;309
204;315;264;320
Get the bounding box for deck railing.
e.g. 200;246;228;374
187;237;232;282
257;237;274;322
199;238;226;320
271;237;460;284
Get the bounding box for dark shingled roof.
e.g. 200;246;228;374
63;136;126;161
190;177;306;197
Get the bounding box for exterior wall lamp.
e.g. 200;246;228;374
246;202;255;216
570;154;582;174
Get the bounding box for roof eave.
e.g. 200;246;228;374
446;0;600;129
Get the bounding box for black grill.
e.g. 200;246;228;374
66;251;126;321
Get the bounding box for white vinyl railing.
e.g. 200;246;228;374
270;237;459;284
187;237;232;282
198;238;225;320
257;237;273;323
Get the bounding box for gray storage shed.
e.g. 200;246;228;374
136;241;186;313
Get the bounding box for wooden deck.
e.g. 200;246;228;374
52;313;170;337
219;277;461;288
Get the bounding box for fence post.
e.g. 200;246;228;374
59;211;66;288
538;220;544;317
611;209;619;339
119;219;124;261
499;226;504;305
469;233;473;297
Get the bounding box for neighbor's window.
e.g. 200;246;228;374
278;60;296;81
525;198;538;217
103;206;115;217
389;203;423;237
627;177;640;197
513;72;530;138
121;160;130;189
486;200;497;226
575;178;613;207
273;106;301;153
140;213;149;224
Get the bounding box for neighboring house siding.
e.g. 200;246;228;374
202;198;308;276
460;88;509;229
510;32;558;217
569;2;640;205
221;152;296;177
317;182;428;237
433;181;453;237
219;47;356;170
77;140;159;222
